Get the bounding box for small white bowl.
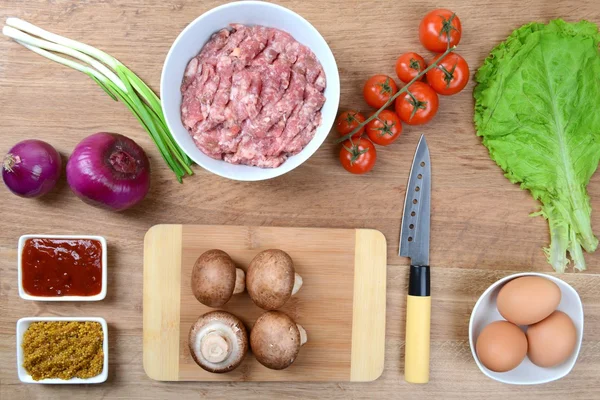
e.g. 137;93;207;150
16;317;109;384
18;235;107;301
161;0;340;181
469;272;584;385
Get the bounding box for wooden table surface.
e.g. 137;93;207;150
1;0;599;398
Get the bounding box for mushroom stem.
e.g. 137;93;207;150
200;331;231;363
291;273;303;295
297;324;307;346
233;268;245;295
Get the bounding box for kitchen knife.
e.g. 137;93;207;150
399;134;431;384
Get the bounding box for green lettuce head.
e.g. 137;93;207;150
474;19;600;272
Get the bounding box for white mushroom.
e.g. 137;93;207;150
189;311;248;373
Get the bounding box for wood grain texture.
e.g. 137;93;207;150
143;225;386;382
351;229;387;382
142;224;182;381
1;0;599;399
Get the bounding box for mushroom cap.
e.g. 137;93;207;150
246;249;295;310
250;311;302;370
189;310;248;373
192;249;237;307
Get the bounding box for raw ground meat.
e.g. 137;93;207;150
180;24;326;168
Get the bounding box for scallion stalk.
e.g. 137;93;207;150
2;18;192;182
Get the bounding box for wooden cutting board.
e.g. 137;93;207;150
142;224;387;382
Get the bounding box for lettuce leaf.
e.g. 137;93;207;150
474;19;600;272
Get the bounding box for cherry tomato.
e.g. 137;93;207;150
366;110;403;146
395;52;427;83
395;81;439;125
419;9;462;52
335;110;366;139
363;75;398;109
426;53;470;95
339;138;377;174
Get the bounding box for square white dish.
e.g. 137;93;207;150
469;272;584;385
18;234;107;301
16;316;109;384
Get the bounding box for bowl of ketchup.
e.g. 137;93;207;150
18;235;107;301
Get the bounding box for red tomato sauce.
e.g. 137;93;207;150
21;238;102;297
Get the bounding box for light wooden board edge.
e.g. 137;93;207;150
143;224;182;381
350;229;387;382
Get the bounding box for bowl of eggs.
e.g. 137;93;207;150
469;272;583;385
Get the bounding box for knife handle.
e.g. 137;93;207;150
404;265;431;384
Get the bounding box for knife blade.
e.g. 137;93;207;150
400;134;431;384
399;134;430;264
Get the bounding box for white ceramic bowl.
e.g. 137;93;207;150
161;1;340;181
469;272;584;385
18;235;107;301
16;317;109;384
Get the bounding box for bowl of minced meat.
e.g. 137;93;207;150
161;1;340;181
17;317;108;384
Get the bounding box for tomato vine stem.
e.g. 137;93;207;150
439;63;457;88
440;13;459;50
374;116;396;137
335;45;455;144
409;58;422;71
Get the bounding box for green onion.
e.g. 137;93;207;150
2;18;193;182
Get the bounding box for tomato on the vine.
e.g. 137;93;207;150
395;52;426;83
366;110;403;146
395;81;439;125
363;75;398;109
426;53;470;95
419;9;462;52
339;138;377;174
335;110;366;138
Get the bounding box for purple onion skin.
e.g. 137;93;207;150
2;139;62;198
66;132;151;211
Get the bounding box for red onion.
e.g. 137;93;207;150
66;132;150;211
2;139;62;198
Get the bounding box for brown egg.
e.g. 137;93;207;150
497;276;561;325
527;311;577;368
476;320;528;372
